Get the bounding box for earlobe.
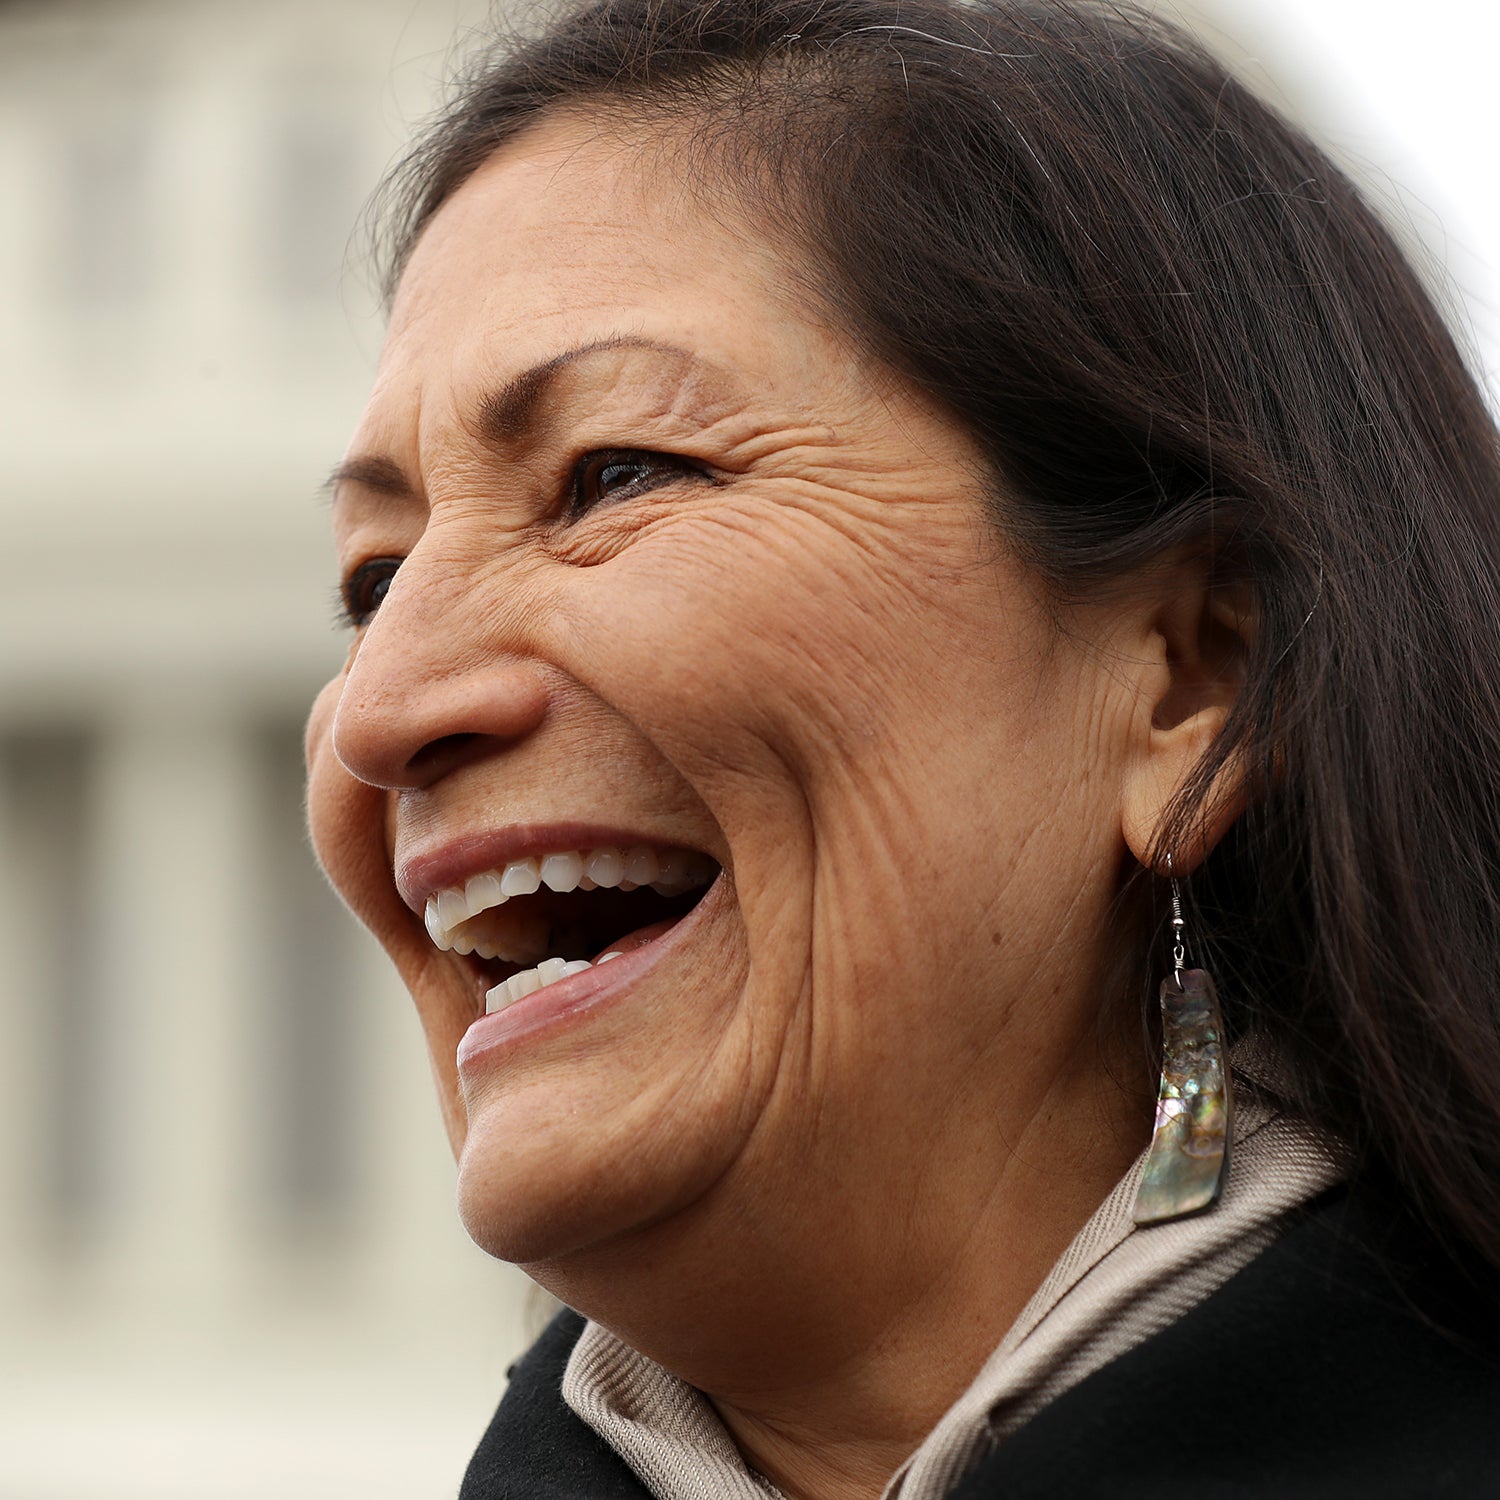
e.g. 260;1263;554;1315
1118;565;1257;874
1121;719;1248;875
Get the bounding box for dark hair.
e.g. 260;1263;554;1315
377;0;1500;1273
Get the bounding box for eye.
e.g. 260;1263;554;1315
339;556;403;628
570;449;702;516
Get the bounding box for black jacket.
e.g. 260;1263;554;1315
460;1187;1500;1499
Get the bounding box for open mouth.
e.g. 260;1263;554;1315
422;844;721;1013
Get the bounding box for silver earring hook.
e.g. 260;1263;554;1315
1166;852;1186;987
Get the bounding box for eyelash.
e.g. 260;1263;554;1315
569;448;704;517
335;449;706;629
338;556;402;629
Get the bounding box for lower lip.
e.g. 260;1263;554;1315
454;879;721;1077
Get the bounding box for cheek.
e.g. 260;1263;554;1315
307;677;471;1153
305;676;399;936
559;514;1016;830
555;515;913;774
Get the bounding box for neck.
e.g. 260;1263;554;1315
531;1048;1150;1500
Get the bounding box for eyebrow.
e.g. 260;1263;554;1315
327;336;738;503
323;454;417;502
474;334;730;446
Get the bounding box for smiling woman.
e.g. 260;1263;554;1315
304;0;1500;1496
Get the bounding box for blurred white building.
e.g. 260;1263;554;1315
0;0;1492;1496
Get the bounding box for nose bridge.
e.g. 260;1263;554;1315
331;537;550;790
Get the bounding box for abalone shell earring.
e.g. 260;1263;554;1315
1132;856;1234;1225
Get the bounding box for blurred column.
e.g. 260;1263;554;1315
0;740;54;1304
348;922;478;1288
80;711;263;1308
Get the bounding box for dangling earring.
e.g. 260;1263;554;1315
1132;854;1234;1225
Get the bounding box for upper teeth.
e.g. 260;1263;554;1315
422;844;716;955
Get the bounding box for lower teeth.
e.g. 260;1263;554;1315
485;951;625;1013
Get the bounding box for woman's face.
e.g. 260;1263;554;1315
306;115;1148;1282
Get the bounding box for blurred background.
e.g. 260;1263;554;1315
0;1;1494;1496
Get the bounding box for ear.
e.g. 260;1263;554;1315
1118;558;1257;876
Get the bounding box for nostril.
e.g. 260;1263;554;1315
332;657;550;790
407;732;490;780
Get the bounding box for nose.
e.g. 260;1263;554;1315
330;560;550;791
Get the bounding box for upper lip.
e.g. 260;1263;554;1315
394;822;719;914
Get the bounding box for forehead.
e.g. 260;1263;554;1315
377;114;803;410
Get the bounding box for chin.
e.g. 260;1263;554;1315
449;1030;756;1271
452;1112;675;1268
455;1143;619;1266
